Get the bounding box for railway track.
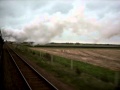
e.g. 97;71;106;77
6;45;58;90
3;45;29;90
0;48;3;90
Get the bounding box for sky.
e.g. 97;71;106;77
0;0;120;44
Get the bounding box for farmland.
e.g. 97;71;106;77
31;47;120;71
13;44;120;90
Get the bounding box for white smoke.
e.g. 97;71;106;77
2;6;98;44
1;1;120;45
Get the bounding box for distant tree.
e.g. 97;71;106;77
75;42;80;45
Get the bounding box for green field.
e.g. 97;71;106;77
13;44;120;90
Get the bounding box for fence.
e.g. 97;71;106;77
14;45;120;89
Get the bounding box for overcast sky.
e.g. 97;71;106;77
0;0;120;44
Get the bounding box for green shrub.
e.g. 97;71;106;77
100;76;109;82
75;67;82;75
43;53;51;61
32;51;35;55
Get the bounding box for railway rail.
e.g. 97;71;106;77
6;45;58;90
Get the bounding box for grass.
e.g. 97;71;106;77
12;44;119;90
50;54;115;82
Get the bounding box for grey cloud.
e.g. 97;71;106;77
49;2;73;14
85;0;120;19
0;0;53;28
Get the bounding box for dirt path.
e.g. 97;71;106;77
31;48;120;71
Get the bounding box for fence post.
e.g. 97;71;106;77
71;59;73;69
114;71;120;90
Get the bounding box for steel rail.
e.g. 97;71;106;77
7;48;32;90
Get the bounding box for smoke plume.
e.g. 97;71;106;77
2;7;98;44
1;0;120;44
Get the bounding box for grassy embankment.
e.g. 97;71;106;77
13;44;119;90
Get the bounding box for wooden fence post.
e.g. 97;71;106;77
114;71;120;89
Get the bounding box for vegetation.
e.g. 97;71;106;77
12;44;119;90
31;42;120;49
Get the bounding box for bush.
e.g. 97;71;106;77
100;76;109;82
43;53;51;61
32;51;35;55
75;68;82;75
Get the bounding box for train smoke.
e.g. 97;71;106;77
2;7;98;45
2;13;66;44
1;1;120;44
